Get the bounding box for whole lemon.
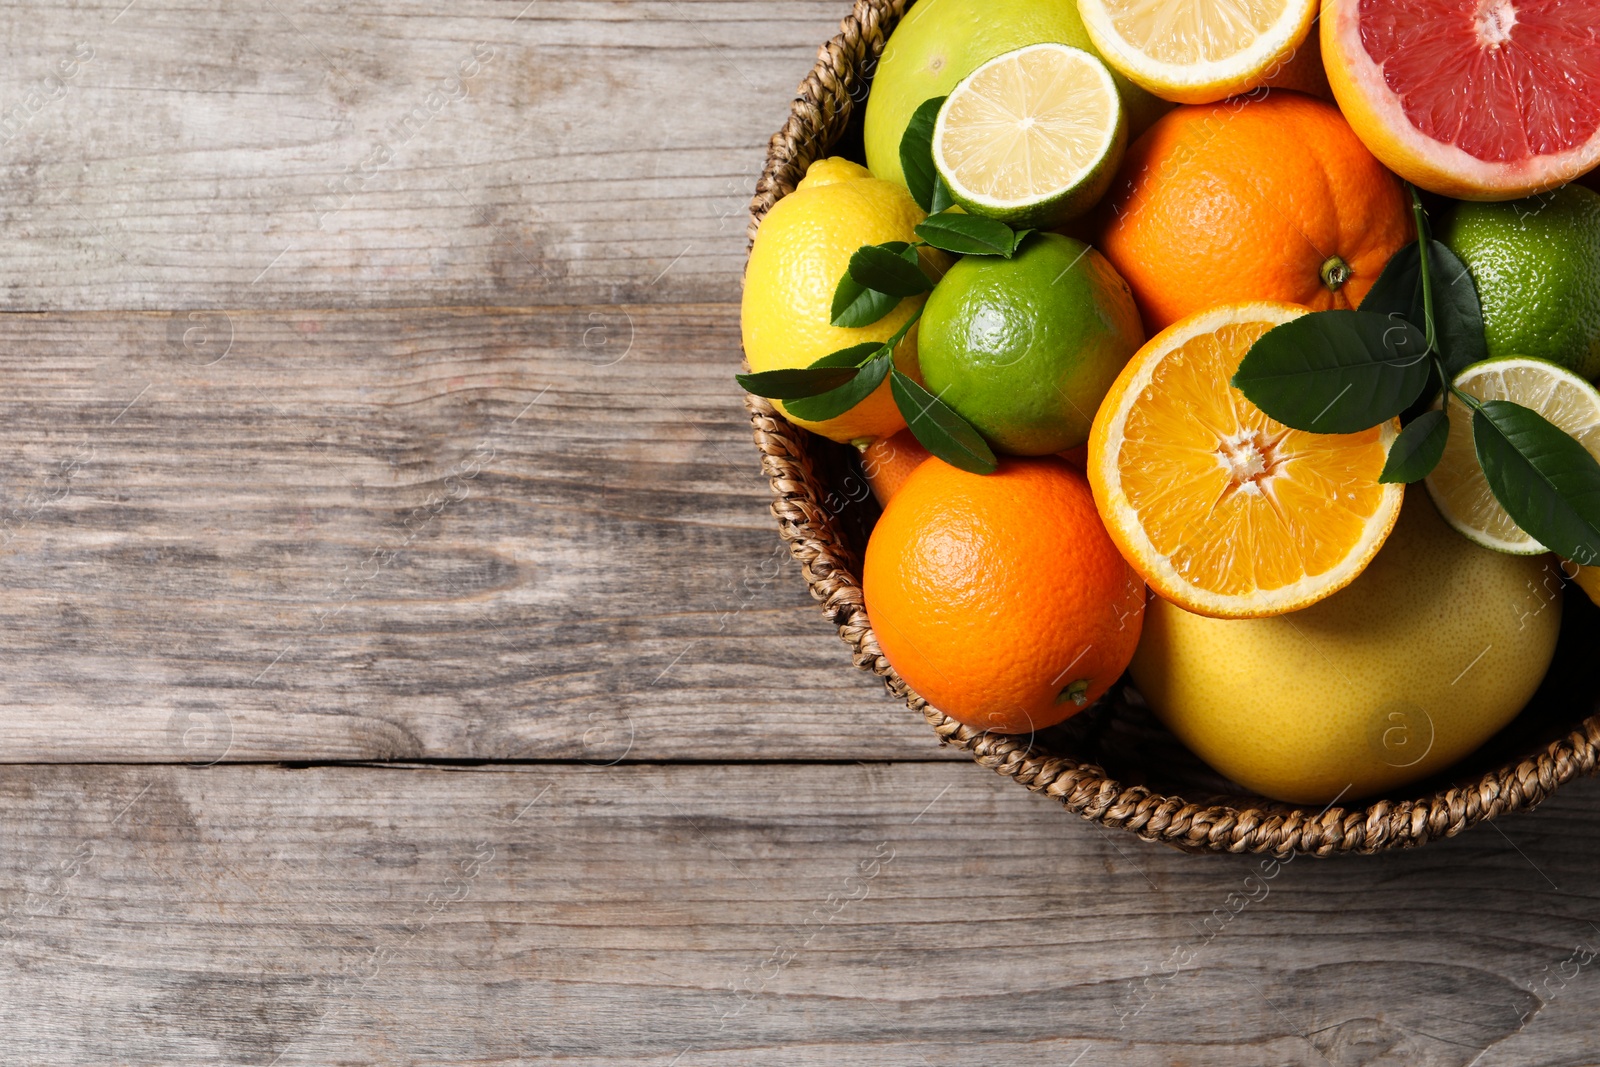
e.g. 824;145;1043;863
742;158;937;446
1130;492;1562;805
862;0;1167;188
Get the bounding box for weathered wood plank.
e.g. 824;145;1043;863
0;0;838;311
0;304;938;762
0;762;1597;1065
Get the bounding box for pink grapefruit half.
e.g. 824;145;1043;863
1323;0;1600;200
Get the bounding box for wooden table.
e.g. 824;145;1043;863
2;2;1598;1063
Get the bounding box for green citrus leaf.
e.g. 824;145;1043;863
1425;241;1488;377
1379;409;1448;483
889;367;997;475
830;272;900;328
900;96;947;213
735;365;859;400
810;342;886;369
930;174;955;214
1359;242;1420;320
787;348;893;421
914;212;1024;257
1359;241;1487;378
789;305;921;419
832;243;925;326
1231;310;1431;434
1473;399;1600;566
848;241;933;297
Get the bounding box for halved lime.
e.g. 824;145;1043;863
931;43;1126;229
1426;357;1600;554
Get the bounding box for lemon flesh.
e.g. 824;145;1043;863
1077;0;1318;105
933;44;1125;228
1426;357;1600;555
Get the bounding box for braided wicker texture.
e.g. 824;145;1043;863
743;0;1600;854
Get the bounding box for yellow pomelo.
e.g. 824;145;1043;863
1131;492;1562;805
742;158;940;445
862;0;1167;188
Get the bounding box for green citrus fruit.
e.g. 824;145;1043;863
917;233;1143;454
932;44;1125;229
862;0;1167;189
1441;184;1600;381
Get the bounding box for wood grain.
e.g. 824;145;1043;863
0;0;839;311
1;762;1598;1066
3;0;1600;1060
0;304;947;762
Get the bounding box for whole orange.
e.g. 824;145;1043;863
860;429;931;507
863;457;1145;734
1097;91;1411;333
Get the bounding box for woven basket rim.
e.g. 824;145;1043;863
742;0;1600;855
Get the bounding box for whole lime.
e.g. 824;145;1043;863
1441;184;1600;380
862;0;1167;188
917;233;1143;454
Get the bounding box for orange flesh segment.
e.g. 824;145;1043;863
1115;320;1390;598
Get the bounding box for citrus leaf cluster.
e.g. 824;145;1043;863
1232;186;1600;565
735;97;1044;475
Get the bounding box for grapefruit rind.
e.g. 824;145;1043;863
1322;0;1600;201
1088;302;1405;620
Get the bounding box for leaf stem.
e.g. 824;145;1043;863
1408;185;1438;359
1447;378;1479;406
882;303;923;353
1409;185;1482;418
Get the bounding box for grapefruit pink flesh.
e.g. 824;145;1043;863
1362;0;1599;164
1324;0;1600;199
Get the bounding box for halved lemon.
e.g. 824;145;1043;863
931;43;1126;229
1425;357;1600;555
1087;302;1404;619
1077;0;1319;105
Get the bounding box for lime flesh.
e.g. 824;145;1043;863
1426;357;1600;554
861;0;1167;188
932;44;1126;228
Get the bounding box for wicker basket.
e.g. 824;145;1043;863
744;0;1600;854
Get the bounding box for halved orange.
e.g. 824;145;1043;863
1087;302;1404;619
